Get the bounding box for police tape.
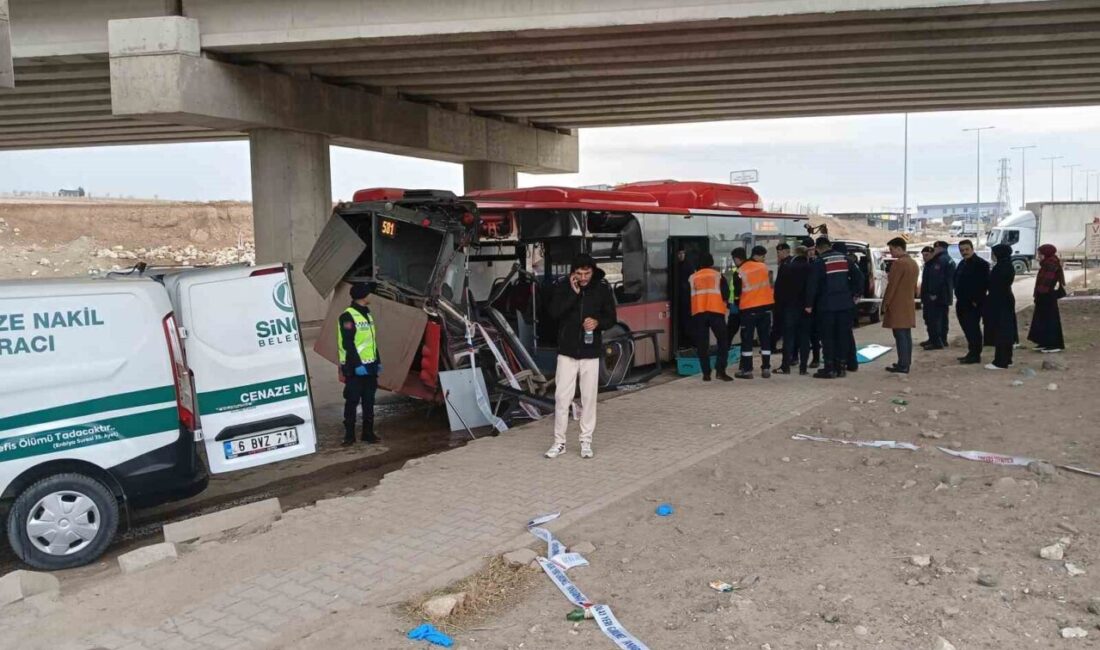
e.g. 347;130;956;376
936;447;1036;466
527;513;650;650
791;433;920;451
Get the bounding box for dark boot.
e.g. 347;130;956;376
361;420;380;444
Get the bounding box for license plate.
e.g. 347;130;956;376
223;428;299;459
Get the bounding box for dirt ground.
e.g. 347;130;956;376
0;198;254;279
810;215;951;247
300;299;1100;650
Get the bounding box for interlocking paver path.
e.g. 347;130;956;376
7;375;842;650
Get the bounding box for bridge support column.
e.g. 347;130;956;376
463;160;517;192
250;128;331;323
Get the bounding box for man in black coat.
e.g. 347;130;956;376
545;254;618;460
805;237;862;379
775;244;812;374
921;244;951;350
953;239;990;364
935;240;956;345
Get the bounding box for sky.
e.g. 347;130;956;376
2;105;1100;213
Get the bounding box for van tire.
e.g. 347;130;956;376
1012;259;1029;275
6;473;119;570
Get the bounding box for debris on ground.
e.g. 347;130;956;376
1039;543;1065;560
1061;627;1088;639
407;623;454;647
656;503;674;516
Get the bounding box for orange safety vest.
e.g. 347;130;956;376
689;268;726;315
738;260;775;310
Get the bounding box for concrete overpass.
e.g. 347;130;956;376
3;0;1100;316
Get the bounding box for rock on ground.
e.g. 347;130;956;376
0;571;60;608
502;548;538;568
933;636;957;650
1039;543;1065;560
570;541;596;554
423;592;466;618
1061;627;1088;639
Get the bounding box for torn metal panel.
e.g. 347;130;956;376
314;282;428;393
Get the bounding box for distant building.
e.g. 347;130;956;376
915;202;1000;224
58;187;86;198
828;211;905;231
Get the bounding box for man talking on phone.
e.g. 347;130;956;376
545;254;617;459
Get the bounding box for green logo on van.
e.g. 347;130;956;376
273;280;293;313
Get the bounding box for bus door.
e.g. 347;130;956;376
668;236;710;352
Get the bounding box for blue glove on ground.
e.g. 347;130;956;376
407;623;453;647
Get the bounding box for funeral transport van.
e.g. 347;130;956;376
0;264;316;569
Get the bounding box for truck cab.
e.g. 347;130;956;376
986;210;1037;274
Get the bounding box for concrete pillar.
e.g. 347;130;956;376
249;128;331;323
463;160;517;192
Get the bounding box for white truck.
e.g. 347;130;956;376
0;264;317;569
986;202;1100;274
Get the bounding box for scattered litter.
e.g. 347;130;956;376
655;504;674;517
1060;464;1100;478
1061;627;1088;639
856;344;892;363
894;406;907;414
407;623;454;647
910;555;932;567
792;433;920;451
1047;383;1059;391
890;398;908;406
710;423;722;428
1011;380;1025;387
567;607;595;621
528;512;561;528
1066;562;1087;577
937;447;1037;467
920;430;944;439
709;581;735;593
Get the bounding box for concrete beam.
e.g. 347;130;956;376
463;160;517;192
0;0;12;89
249;129;330;322
107;17;577;173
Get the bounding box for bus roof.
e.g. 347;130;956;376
350;181;805;219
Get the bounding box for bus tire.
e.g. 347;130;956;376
6;473;119;570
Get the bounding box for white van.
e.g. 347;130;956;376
0;264;317;569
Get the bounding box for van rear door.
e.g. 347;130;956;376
167;264;316;474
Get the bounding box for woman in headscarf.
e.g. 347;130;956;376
984;244;1017;370
1027;243;1066;352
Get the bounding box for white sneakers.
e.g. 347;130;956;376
544;443;566;459
545;442;594;458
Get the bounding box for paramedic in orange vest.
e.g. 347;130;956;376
688;252;733;382
735;245;776;379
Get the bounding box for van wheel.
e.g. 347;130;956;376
6;473;119;570
1012;259;1029;275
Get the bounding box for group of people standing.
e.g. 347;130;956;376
687;236;865;383
881;238;1067;373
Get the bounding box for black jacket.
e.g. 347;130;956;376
807;250;861;313
338;303;381;376
548;269;618;359
954;255;990;307
921;251;953;306
983;259;1017;346
775;255;810;309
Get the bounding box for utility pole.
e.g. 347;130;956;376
902;113;909;231
1088;171;1100;201
1010;145;1036;209
1064;164;1080;200
1041;156;1063;202
962;126;994;233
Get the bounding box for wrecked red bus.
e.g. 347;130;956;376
304;182;806;416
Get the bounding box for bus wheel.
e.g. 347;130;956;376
6;473;119;570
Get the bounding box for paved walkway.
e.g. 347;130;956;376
8;368;845;650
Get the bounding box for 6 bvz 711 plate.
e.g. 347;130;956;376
223;427;299;459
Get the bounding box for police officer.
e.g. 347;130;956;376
806;237;861;379
339;283;381;446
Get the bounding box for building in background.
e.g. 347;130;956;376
915;202;1000;226
829;211;906;231
58;187;86;198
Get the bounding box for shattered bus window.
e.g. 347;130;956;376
375;217;445;293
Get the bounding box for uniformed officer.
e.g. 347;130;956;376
339;283;381;446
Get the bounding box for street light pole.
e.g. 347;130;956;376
1010;145;1036;209
1041;156;1063;202
1086;170;1099;201
902;113;909;231
962;126;994;232
1064;164;1080;200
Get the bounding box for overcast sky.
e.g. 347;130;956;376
2;105;1099;213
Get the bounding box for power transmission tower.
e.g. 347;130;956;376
995;157;1012;226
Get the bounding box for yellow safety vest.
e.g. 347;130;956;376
338;307;377;364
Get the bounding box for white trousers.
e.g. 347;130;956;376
553;355;599;445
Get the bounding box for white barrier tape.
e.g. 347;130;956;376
536;556;592;608
551;552;590;571
528;526;571;568
1060;464;1100;478
528;512;561;528
592;604;651;650
792;433;920;451
936;447;1036;466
